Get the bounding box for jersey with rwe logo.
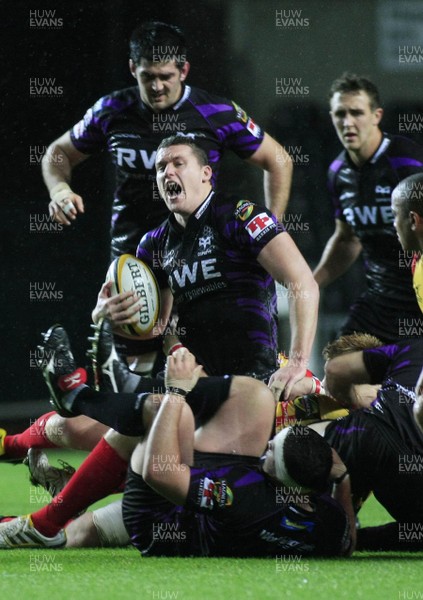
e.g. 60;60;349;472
70;85;264;257
328;133;423;310
137;192;284;378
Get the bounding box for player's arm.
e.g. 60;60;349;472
42;131;89;225
247;133;293;220
143;352;202;505
324;351;371;407
329;448;356;556
259;233;319;399
313;219;362;287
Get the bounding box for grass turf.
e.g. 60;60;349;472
1;450;422;600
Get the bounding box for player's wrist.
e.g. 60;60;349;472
332;470;349;485
50;182;72;202
168;343;184;356
165;386;188;398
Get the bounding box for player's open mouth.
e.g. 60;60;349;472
165;181;183;200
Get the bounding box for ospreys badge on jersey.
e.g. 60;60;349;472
197;225;216;257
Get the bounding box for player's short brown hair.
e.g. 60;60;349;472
329;72;381;111
323;332;383;361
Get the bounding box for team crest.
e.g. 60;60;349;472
197;226;215;256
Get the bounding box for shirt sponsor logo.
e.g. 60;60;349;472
246;212;275;239
343;205;393;227
246;118;261;138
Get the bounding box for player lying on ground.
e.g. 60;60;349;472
0;324;354;554
0;329;380;548
308;337;423;551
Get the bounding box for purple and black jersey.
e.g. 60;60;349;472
70;85;264;257
122;462;351;558
136;191;284;379
328;133;423;313
324;339;423;521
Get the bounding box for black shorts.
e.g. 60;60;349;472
122;466;201;557
339;293;423;344
122;450;261;556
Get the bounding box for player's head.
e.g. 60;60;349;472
129;21;190;112
263;425;332;492
323;332;384;361
328;72;383;162
391;173;423;252
155;136;212;218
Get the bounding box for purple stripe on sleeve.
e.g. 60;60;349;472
388;157;423;169
195;103;233;118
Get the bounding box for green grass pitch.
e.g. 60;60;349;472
1;450;422;600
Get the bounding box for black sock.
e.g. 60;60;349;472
72;388;150;436
357;522;423;551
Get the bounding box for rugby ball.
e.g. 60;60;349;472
106;254;160;337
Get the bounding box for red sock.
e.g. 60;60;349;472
31;437;128;537
3;411;58;458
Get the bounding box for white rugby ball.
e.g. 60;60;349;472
106;254;160;337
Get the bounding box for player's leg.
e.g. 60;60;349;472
65;500;130;548
194;376;275;457
0;428;135;549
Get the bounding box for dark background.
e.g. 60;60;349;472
2;0;422;414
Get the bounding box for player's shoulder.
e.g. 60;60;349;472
328;149;347;177
138;219;170;246
90;86;140;116
384;132;423;156
188;85;233;106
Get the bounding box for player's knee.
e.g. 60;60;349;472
65;513;101;548
44;414;69;447
104;428;139;459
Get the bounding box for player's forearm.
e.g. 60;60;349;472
324;355;370;406
313;234;361;287
41;142;74;191
143;394;187;503
287;278;319;369
332;474;356;556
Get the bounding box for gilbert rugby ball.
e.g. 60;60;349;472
106;254;160;337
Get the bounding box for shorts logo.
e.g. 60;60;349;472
234;200;255;222
246;118;261;138
280;516;315;533
246;213;274;239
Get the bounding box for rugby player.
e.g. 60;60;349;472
314;73;423;343
94;135;319;395
310;337;423;550
0;329;354;556
42;21;292;259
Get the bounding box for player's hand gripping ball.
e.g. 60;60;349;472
106;254;161;337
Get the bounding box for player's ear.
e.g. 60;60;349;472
202;165;213;182
410;211;423;230
129;59;137;78
180;61;190;81
373;107;383;125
